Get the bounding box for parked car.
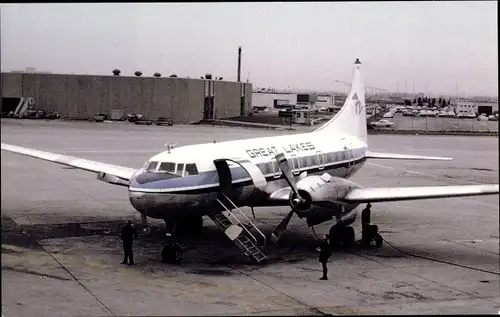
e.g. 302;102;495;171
477;114;489;121
134;117;153;125
488;115;497;121
370;119;396;129
156;117;174;126
418;110;427;117
93;113;108;122
383;111;395;118
127;113;144;122
457;112;476;119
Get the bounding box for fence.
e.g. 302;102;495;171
390;116;499;133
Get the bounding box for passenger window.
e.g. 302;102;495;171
146;161;158;172
159;162;176;173
176;163;185;176
185;164;199;176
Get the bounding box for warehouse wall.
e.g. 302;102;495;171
1;73;252;123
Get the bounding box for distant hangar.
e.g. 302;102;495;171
1;71;253;123
251;90;335;110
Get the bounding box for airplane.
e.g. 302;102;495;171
2;58;498;265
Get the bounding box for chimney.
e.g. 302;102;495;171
237;46;242;82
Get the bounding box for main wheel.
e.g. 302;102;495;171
341;226;355;247
161;244;182;264
328;225;343;248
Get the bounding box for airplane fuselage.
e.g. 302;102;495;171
128;131;367;220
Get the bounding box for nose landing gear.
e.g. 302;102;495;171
161;233;183;264
160;216;203;264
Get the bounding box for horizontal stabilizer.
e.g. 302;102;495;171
366;151;453;161
343;184;499;203
1;143;137;184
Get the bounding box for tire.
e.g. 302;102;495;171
328;226;342;248
161;244;182;264
342;226;355;247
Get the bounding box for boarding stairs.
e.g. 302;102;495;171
210;159;269;264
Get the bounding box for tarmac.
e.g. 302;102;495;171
1;119;499;316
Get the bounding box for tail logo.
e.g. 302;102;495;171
352;93;363;115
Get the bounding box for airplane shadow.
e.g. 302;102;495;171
2;216;498;275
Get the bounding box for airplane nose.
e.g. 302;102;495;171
129;190;149;212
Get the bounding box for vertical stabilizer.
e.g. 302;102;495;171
314;59;367;144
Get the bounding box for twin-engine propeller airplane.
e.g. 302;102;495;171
2;59;498;264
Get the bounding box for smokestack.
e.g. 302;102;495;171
237;46;242;82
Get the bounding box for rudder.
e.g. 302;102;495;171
314;59;367;144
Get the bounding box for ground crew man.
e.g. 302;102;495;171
121;220;138;265
361;203;372;242
318;235;332;280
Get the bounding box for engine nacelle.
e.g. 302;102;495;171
290;173;362;212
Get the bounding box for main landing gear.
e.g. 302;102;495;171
328;224;355;248
327;202;384;249
327;223;383;249
160;216;203;264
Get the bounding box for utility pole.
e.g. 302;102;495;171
237;46;242;82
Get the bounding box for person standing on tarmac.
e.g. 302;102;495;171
121;220;138;266
361;203;372;241
318;234;332;280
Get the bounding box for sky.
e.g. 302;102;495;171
1;2;497;97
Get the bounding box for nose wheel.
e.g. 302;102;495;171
161;239;183;264
161;220;183;264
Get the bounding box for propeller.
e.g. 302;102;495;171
271;153;305;243
270;155;355;243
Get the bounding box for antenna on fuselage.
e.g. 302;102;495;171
164;143;177;153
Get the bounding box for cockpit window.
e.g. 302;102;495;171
145;161;158;172
158;162;176;173
176;163;185;176
185;164;199;176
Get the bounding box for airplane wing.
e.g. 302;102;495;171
343;184;499;203
268;184;499;204
1;143;137;186
365;150;453;161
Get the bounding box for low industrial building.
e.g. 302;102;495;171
453;100;499;116
1;72;252;123
251;90;334;110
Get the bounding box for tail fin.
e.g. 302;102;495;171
314;58;367;144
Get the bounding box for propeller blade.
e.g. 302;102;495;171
275;153;301;199
271;208;295;243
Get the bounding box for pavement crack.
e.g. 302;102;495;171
5;217;116;317
2;266;72;281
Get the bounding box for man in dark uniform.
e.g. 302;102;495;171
121;220;138;265
361;203;372;242
318;234;332;280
